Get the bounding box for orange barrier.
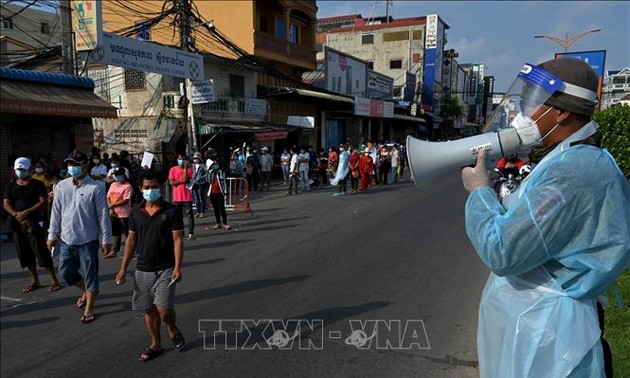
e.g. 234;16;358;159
225;177;253;218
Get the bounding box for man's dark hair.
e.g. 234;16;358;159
138;169;161;187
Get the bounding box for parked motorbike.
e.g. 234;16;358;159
493;165;530;200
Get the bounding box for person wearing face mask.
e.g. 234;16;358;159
206;160;231;230
359;148;374;191
116;170;186;361
106;155;130;185
90;155;108;185
31;160;53;191
105;168;133;258
191;152;208;218
259;147;273;191
47;151;112;324
3;157;61;294
168;154;195;240
461;58;629;377
330;143;350;196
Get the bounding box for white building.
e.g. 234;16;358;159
0;2;61;66
601;67;630;109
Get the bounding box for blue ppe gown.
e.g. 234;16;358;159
465;122;630;377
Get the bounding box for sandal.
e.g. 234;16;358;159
76;296;86;309
22;283;42;293
80;313;96;324
171;327;186;351
138;347;163;362
49;283;61;292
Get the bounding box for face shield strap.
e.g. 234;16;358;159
559;82;598;103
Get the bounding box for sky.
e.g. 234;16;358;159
317;1;630;92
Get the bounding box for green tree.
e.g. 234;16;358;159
593;104;630;181
438;94;465;138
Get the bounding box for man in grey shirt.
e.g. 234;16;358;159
47;151;112;324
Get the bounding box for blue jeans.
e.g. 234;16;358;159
299;170;310;191
281;164;290;183
391;166;398;183
192;183;208;215
58;239;100;293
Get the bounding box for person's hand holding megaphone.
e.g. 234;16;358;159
461;149;490;193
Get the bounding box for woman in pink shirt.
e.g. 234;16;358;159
106;168;133;258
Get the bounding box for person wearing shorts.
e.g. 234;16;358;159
116;170;185;362
4;157;60;294
47;151;111;324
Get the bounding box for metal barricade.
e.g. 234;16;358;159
225;177;253;218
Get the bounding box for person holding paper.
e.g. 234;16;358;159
168;154;195;240
115;170;186;362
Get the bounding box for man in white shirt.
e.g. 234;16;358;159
297;147;310;193
287;146;299;195
259;147;273;191
90;155;108;186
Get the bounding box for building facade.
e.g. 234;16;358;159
601;67;630;109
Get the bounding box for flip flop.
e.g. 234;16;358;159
76;296;86;309
170;327;186;351
80;313;96;324
22;283;42;293
138;347;163;362
49;284;61;292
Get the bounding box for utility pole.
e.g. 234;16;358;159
178;0;198;154
60;0;75;75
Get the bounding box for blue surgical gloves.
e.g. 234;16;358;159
461;149;490;193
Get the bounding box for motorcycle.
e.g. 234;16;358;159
493;165;530;200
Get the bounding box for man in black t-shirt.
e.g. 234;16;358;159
3;157;60;293
115;170;185;362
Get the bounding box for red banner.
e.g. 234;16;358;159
255;131;288;141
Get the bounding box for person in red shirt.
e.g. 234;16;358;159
495;154;524;177
207;160;231;230
359;149;374;192
327;147;338;182
168;154;195;239
348;147;360;194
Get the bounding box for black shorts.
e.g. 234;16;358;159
14;224;54;269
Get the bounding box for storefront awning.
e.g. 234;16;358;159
1;80;118;118
393;114;426;124
260;85;354;105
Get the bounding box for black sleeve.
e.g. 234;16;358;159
128;208;138;232
34;180;46;199
3;181;13;202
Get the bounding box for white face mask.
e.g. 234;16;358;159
510;106;556;150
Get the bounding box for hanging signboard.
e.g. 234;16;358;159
72;0;103;51
92;32;204;80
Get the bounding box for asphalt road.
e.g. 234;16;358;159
1;174;489;378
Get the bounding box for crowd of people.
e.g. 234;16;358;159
223;140;409;196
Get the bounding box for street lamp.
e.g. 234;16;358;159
534;29;601;52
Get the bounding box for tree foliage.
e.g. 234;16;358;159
593;104;630;181
439;94;465;129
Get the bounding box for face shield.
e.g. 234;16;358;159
483;63;563;133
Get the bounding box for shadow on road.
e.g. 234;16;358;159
0;316;60;330
178;275;311;305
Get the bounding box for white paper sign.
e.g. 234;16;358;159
141;152;154;169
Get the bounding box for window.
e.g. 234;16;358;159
259;16;269;33
390;59;403;69
412;53;421;63
136;21;151;41
124;68;146;91
229;74;245;98
393;86;403;98
40;22;50;34
362;34;374;44
276;18;286;39
367;61;374;69
289;24;299;44
3;18;13;29
412;30;423;40
383;31;409;42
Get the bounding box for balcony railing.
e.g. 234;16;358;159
196;96;268;122
254;31;315;65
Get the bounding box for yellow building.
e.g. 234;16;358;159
100;1;325;149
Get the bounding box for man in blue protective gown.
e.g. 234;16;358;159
461;58;630;377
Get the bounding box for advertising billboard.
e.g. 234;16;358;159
325;47;367;96
555;50;606;101
367;69;394;100
72;0;103;51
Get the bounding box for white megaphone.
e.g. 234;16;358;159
406;128;522;187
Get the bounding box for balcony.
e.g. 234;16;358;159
254;31;316;69
196;96;268;123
